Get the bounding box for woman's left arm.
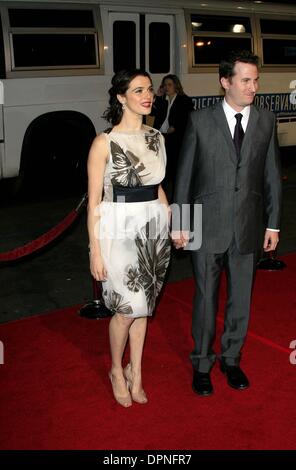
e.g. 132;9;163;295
158;184;169;207
158;185;172;223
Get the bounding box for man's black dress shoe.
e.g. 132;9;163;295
192;371;213;396
220;363;249;390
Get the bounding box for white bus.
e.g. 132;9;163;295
0;0;295;193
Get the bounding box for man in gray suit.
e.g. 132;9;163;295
172;50;282;396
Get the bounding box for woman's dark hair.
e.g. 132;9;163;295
102;69;152;125
161;74;185;96
219;50;260;80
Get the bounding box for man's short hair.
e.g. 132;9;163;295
219;50;260;80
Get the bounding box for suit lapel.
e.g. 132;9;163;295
212;102;260;164
212;102;237;164
240;105;259;160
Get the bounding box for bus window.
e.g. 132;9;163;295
260;18;296;66
8;8;95;28
145;14;174;74
263;39;296;65
6;6;101;73
113;21;137;72
193;37;252;65
188;13;253;67
191;14;252;34
149;22;170;73
12;34;97;68
260;18;296;35
110;12;173;75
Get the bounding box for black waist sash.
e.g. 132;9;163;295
113;184;158;203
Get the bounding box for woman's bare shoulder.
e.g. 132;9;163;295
89;133;109;162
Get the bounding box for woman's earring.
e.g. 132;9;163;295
122;103;126;110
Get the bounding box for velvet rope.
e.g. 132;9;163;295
0;194;87;262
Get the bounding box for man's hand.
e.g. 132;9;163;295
263;230;279;252
171;231;190;249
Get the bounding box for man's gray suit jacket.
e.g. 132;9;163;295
174;102;282;254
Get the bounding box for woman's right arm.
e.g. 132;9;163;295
87;133;109;281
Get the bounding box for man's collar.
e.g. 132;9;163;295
223;98;250;118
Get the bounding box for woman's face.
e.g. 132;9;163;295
163;79;176;97
119;75;154;116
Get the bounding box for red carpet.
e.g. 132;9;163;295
0;254;296;450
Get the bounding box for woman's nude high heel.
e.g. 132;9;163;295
108;371;132;408
124;363;148;404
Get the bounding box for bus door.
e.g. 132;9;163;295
108;11;175;76
145;14;175;76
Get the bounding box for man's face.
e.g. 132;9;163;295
221;61;259;111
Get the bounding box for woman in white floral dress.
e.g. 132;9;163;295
87;70;171;407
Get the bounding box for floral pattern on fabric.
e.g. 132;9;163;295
145;129;161;155
103;289;133;315
110;141;148;187
100;126;170;318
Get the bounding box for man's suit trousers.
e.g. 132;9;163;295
190;237;258;373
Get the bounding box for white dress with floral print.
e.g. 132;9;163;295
98;125;171;318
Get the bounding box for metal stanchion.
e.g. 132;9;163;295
257;250;286;271
79;277;113;319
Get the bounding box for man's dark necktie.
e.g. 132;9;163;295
233;113;244;157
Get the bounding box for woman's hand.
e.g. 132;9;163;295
171;231;189;249
156;85;165;96
89;251;107;281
